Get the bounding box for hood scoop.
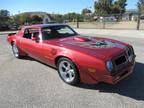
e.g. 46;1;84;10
90;40;117;48
90;41;108;46
72;37;117;48
74;37;91;42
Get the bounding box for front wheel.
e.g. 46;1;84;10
57;57;80;85
12;42;22;59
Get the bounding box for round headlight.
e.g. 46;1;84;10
106;60;113;72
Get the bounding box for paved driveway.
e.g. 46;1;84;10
0;32;144;108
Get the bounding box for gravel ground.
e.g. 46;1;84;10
0;31;144;108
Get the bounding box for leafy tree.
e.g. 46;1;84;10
53;14;64;23
20;13;32;25
113;0;127;14
63;12;84;22
76;14;84;22
137;0;144;13
0;10;10;30
111;0;127;20
12;13;32;25
82;8;92;15
82;8;92;21
63;13;84;22
65;13;78;21
0;10;10;25
0;10;10;16
31;15;43;24
94;0;113;16
94;0;127;16
12;15;21;25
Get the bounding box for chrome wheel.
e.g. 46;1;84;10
12;43;19;58
59;60;75;83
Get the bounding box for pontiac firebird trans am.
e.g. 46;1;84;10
7;24;136;85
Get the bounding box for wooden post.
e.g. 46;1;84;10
103;17;105;29
77;18;79;28
137;13;141;30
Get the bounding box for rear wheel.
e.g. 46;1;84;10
12;42;22;59
57;57;80;85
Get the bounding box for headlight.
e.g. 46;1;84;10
106;60;113;72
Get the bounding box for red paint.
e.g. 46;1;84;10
7;24;136;84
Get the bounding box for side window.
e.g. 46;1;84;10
57;27;74;34
23;28;39;39
31;29;39;38
42;28;53;40
23;29;32;39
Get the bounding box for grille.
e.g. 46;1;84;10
115;55;127;66
111;47;134;75
113;47;134;69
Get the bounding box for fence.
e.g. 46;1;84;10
68;13;144;30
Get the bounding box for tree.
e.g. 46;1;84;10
20;13;32;25
13;13;32;25
76;14;84;22
0;10;10;16
31;15;43;24
94;0;127;16
53;14;64;23
0;10;10;30
82;8;92;16
113;0;127;14
0;10;10;24
111;0;127;20
82;8;92;21
63;13;83;22
94;0;113;16
137;0;144;13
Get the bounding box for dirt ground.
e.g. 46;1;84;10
69;21;144;30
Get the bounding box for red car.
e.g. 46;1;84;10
7;24;136;85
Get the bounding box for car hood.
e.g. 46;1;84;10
45;35;128;60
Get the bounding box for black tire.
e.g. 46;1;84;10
12;42;22;59
57;57;80;85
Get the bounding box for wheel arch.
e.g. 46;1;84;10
10;40;16;46
11;40;27;56
11;41;15;45
55;55;75;67
55;55;80;85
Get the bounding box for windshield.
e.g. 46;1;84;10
41;25;78;40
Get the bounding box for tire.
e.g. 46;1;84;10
12;42;22;59
57;57;80;85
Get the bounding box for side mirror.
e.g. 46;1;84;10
32;36;40;43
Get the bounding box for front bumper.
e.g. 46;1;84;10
80;55;136;85
102;61;135;84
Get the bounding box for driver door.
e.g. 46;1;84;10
21;28;43;61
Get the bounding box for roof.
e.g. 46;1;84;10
23;23;67;29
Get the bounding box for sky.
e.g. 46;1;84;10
0;0;138;15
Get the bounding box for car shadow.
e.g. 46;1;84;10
76;62;144;101
21;56;57;69
21;56;35;61
21;57;144;101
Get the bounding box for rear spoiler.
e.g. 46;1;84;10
8;33;16;36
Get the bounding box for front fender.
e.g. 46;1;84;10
55;49;77;65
